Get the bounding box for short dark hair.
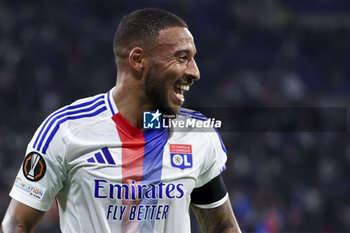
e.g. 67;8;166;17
113;8;188;58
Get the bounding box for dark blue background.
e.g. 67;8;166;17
1;0;350;232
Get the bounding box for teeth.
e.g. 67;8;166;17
175;93;184;102
175;84;190;91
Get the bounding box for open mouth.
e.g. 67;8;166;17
174;84;190;104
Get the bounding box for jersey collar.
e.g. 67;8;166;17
106;87;119;116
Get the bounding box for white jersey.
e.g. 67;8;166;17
10;89;227;233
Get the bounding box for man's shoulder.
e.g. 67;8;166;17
173;108;226;153
179;108;208;120
176;108;221;133
37;92;110;138
67;93;106;108
54;92;110;126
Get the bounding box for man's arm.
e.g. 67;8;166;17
1;199;45;233
191;198;241;233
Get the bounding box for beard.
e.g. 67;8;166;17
145;68;178;116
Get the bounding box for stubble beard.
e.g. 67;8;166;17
144;68;178;116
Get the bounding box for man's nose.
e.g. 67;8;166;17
185;58;200;81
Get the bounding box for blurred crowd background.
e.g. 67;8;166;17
1;0;350;232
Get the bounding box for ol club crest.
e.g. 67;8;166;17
170;144;193;170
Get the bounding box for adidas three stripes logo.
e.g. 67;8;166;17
87;147;116;165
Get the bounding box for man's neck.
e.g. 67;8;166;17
112;84;153;129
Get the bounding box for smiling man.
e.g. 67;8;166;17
1;8;241;233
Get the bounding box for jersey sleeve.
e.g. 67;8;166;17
195;128;227;188
9;117;67;212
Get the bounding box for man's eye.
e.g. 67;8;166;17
178;56;188;62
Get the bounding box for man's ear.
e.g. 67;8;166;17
128;47;144;72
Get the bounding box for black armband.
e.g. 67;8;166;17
191;174;227;205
